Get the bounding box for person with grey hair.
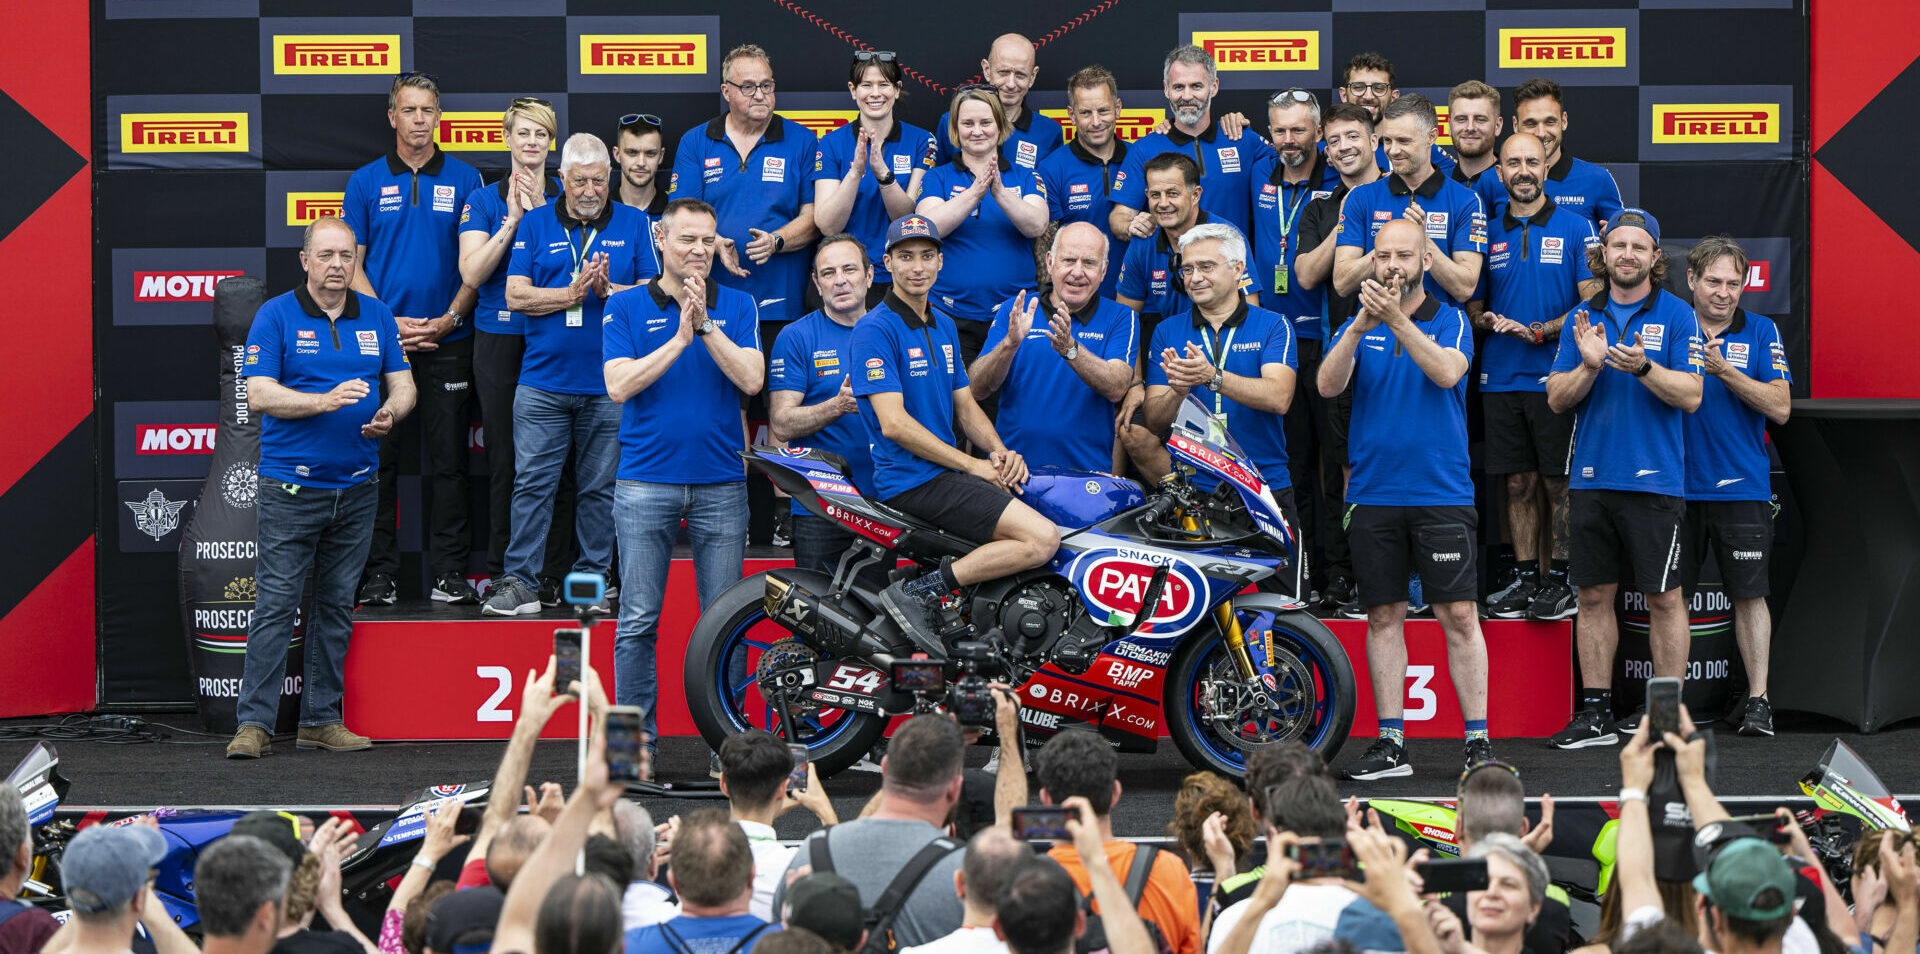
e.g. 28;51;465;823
613;801;677;930
0;786;58;954
1443;767;1571;954
1425;834;1549;954
482;132;657;617
1108;44;1274;247
934;34;1063;169
200;834;296;954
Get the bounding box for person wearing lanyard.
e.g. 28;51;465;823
811;50;938;305
1318;218;1488;781
457;97;564;600
1038;65;1131;300
1106;45;1275;246
933;34;1063;169
483;134;656;617
914;88;1050;367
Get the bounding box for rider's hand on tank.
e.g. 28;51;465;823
990;449;1029;492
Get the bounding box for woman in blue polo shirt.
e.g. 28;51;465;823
915;89;1050;364
811;51;937;304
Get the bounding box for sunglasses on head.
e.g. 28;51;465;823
395;70;438;84
1270;88;1315;106
854;50;897;64
1457;759;1521;799
511;96;552;108
619;113;664;131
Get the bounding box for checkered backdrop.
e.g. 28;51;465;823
94;0;1809;706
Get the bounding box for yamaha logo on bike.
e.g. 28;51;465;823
1069;548;1210;637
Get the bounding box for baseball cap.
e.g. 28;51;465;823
63;823;167;914
883;214;942;254
1692;836;1795;921
1603;207;1661;245
229;811;307;866
785;871;864;950
425;885;505;954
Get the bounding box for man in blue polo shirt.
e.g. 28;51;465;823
934;34;1062;169
1478;79;1623;231
851;214;1060;651
1039;65;1131;299
1334;94;1485;309
1446;82;1503;198
227;217;415;760
1546;208;1704;749
1337;52;1456;177
1472;134;1603;624
483;133;657;618
1115;154;1215;343
1318;218;1489;780
603;198;764;743
345;72;485;607
1107;45;1275;245
1680;237;1791;738
969;222;1138;472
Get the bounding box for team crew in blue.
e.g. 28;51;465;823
1115;155;1221;340
1545;208;1705;749
614;112;670;217
1319;218;1491;781
969;222;1139;472
1445;81;1504;199
1038;66;1132;300
1679;237;1792;738
1334;94;1486;309
811;51;939;298
1108;45;1275;247
669;44;820;327
933;34;1063;170
1472;134;1603;624
1250;92;1336;343
227;217;415;759
1337;52;1457;178
344;73;486;607
603;198;765;745
1476;79;1623;230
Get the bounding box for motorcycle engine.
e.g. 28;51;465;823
990;579;1073;663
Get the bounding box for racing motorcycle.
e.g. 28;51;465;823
683;394;1356;778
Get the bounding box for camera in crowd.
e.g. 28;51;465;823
888;641;1002;728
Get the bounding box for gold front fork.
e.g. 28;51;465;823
1183;512;1258;680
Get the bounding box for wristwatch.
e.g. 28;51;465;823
1207;371;1224;392
874;166;896;187
1062;342;1079;362
695;316;717;337
772;234;787;253
441;310;463;329
1632;358;1654;377
1529;322;1546;345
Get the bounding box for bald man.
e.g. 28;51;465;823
935;34;1063;169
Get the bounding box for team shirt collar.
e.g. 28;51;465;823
1387;168;1445;199
884;288;936;330
1699;306;1749;336
555;196;615;232
1268;149;1328;187
1008;105;1035;133
645;274;720;310
704;114;788;142
1587;284;1671;323
295;284;360;319
1188;294;1250;329
1165;119;1220;147
951;153;1012;173
1547;149;1574;182
1040;283;1102;325
1407;293;1441;323
613;187;668;216
1068;134;1127;166
384;146;446;177
1157;208;1212;253
1502;201;1558;231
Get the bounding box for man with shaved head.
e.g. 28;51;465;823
937;34;1063;169
1320;217;1489;781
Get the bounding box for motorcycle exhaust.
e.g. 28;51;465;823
764;571;894;659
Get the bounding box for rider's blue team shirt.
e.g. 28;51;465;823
934;105;1064;169
1112;120;1275;241
245;286;409;489
669;116;818;324
770;311;876;514
1478;202;1597;393
459;174;561;336
1336;169;1487;306
1038;137;1131;300
850;292;970;499
919;156;1047;322
1332;296;1475;507
341;147;482;339
603;277;762;484
980;289;1140;472
508;201;657;395
809;118;939;285
1473;151;1623;232
1250;151;1336;342
1145;299;1298;489
1685;309;1789;502
1551;287;1704;498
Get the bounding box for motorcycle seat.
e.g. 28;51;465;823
863;498;984;558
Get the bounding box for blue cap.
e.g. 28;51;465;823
1604;207;1661;245
883;214;942;254
64;823;168;913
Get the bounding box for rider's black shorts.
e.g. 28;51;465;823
885;471;1015;544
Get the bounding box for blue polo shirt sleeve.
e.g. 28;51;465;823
810;133;845;194
1658;311;1704;373
982;297;1015;356
376;303;409;374
1437;304;1473;362
245;305;284;381
850;321;900;397
1103;308;1139;366
342;168;371;249
669;128;705;200
1021;169;1048;207
1329;317;1358;353
602;292;640;364
1549;306;1593;375
506;212;540;279
1754;316;1791;384
770;322;808;394
1451;188;1488;256
1262;313;1298;371
729;297;763;351
1592;169;1625;228
1143;319;1174;387
1117;239;1150;302
1040;161;1069;221
1336;186;1374;249
457;185;493;239
1110;146;1149;212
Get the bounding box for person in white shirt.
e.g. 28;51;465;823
716;729;841;920
613;800;679;930
905;828;1033;954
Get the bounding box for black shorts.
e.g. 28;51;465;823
1483;391;1574;477
884;471;1015;544
1347;504;1480;606
1680;499;1773;599
1327;382;1355;466
1569;489;1685;592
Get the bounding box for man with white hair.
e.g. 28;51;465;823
484;132;657;616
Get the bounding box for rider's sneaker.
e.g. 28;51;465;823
880;572;954;652
1735;696;1775;737
1548;708;1620;749
1486;573;1539;619
1463;737;1496;772
1527;577;1579;621
1341;738;1412;780
846;740;887;773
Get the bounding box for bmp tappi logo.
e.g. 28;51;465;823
580;35;706;74
273;34;401;74
135;271;243;303
1652;104;1780;143
121;114;249;153
777;110;857;136
1039;108;1163;144
1498;29;1628;69
1191;31;1318;71
435;113;559;152
287;192;344;226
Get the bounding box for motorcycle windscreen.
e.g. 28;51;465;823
1165;393;1295;549
1799;739;1910;832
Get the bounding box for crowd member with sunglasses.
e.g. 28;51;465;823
812;49;938;305
613;112;669;218
1439;762;1573;954
934;34;1062;169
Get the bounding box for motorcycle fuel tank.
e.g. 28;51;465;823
1023;467;1144;529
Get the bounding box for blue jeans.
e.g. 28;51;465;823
504;385;618;583
614;480;747;740
236;475;377;732
792;514;891;590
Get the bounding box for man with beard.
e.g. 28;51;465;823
1039;66;1131;299
1318;218;1489;780
1545;208;1703;749
1107;45;1275;244
1679;236;1791;737
1475;79;1622;230
935;34;1063;169
1337;52;1455;176
1473;134;1602;624
1333;94;1485;308
1446;82;1503;197
614;113;668;219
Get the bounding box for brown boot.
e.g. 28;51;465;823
225;726;272;759
296;724;372;752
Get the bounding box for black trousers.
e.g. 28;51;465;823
365;334;473;585
472;330;574;580
1283;339;1349;587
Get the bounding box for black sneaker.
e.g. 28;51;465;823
537;576;562;608
1464;736;1496;771
1337;599;1367;620
481;576;542;617
1735;697;1774;737
432;573;480;604
1548;709;1619;749
1486;575;1540;619
357;573;397;606
1341;738;1412;780
1618;706;1646;733
771;511;792;549
880;574;953;651
1527;577;1578;621
1320;576;1357;612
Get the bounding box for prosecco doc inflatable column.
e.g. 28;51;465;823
177;276;309;735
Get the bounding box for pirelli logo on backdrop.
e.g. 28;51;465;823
777;110;858;137
581;35;706;74
1191;32;1318;71
287;192;345;226
1498;29;1627;69
435;113;559;152
122;113;249;152
273;34;401;74
1040;108;1164;144
1435;108;1452;147
1652;104;1780;143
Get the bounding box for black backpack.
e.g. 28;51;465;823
1074;845;1174;954
810;830;964;954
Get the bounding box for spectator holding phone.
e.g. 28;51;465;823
456;657;590;889
1165;771;1258;913
380;797;467;954
491;728;629;954
1211;821;1437;954
1422;834;1549;954
714;729;840;920
995;797;1158;954
1442;765;1569;954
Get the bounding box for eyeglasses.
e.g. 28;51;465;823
1344;81;1392;96
954;81;998;94
1178;260;1226;278
394;70;439;85
853;50;897;64
619;113;664;131
1270;88;1316;106
511;96;552;108
724;80;777;98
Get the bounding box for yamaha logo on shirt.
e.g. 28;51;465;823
762;155;786;183
356;329;381;355
1639;323;1666;351
1424;210;1448;239
1540;235;1565;265
1016;140;1038;167
1726;341;1750;368
893;153;911;175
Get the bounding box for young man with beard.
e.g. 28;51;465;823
1333;95;1485;308
1474;79;1623;230
1319;218;1489;779
1108;45;1275;244
1039;66;1131;299
1446;82;1504;197
1337;52;1455;177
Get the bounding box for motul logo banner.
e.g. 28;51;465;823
138;425;218;454
135;271;243;302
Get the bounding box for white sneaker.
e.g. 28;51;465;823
847;741;886;773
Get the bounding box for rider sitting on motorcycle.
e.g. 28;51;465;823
849;214;1062;648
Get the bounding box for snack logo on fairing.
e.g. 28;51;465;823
430;784;466;797
1071;549;1209;636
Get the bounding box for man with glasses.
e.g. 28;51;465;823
1038;65;1131;299
935;34;1062;169
1108;45;1274;245
614;113;669;219
1337;52;1455;177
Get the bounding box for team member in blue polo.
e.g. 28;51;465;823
1318;218;1489;782
1446;82;1504;199
1473;134;1603;624
1336;52;1456;177
1038;66;1131;300
482;133;657;618
344;72;485;607
811;51;938;303
227;217;415;760
1680;237;1792;738
969;222;1139;472
1334;94;1485;308
669;44;819;327
933;34;1062;169
851;214;1059;651
1115;154;1223;343
1546;208;1704;750
603;197;764;745
1107;45;1274;245
1476;79;1623;231
768;234;887;590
